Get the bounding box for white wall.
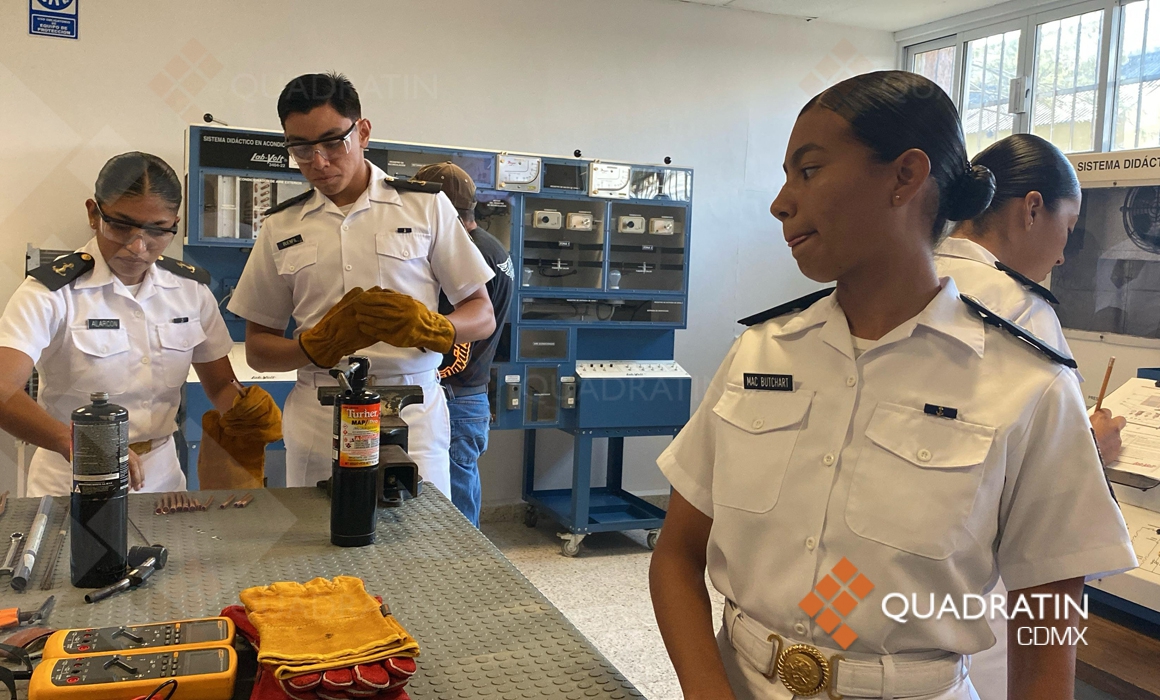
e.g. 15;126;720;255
0;0;895;503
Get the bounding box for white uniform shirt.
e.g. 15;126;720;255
935;237;1080;384
227;161;494;383
659;279;1135;655
0;237;233;442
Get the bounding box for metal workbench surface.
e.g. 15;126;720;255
0;488;643;699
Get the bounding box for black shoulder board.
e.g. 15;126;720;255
995;261;1059;305
27;252;95;292
389;177;443;195
262;189;315;217
738;288;835;327
155;256;212;286
960;293;1077;368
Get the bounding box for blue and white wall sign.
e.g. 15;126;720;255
29;0;78;40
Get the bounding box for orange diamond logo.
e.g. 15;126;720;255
816;608;842;634
815;575;840;601
799;591;825;618
832;557;858;583
850;573;875;599
833;591;858;616
832;624;858;650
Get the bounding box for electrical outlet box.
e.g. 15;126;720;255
533;210;563;229
618;215;645;233
504;375;521;410
566;212;594;231
560;376;577;409
649;217;675;235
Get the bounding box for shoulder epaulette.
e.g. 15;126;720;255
738;288;835;327
995;261;1059;305
389;177;443;195
262;189;314;217
961;293;1076;368
27;252;95;292
155;256;211;286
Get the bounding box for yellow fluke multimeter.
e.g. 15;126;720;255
28;645;236;699
42;618;235;659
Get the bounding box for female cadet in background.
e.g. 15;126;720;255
936;133;1126;700
937;133;1125;465
650;72;1137;700
0;152;282;496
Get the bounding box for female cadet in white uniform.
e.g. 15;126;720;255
0;153;253;496
935;134;1126;700
650;72;1137;700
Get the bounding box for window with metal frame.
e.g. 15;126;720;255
1032;9;1104;153
962;29;1023;156
1113;0;1160;150
912;45;956;96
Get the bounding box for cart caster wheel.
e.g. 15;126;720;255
646;529;660;550
523;506;538;528
557;532;584;557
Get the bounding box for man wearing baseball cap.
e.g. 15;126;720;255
413;162;514;526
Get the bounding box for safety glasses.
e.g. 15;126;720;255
284;121;359;165
94;202;178;249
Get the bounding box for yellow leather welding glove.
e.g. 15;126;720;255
353;287;456;354
197;386;283;489
239;576;420;680
298;287;377;368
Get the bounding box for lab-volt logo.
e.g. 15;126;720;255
251;153;288;167
37;0;73;8
799;39;879;95
798;557;875;650
148;39;224;124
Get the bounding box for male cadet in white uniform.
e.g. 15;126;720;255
229;73;495;493
0;152;282;496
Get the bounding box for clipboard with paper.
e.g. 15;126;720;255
1095;377;1160;485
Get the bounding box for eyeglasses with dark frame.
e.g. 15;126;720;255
283;121;359;165
94;201;179;249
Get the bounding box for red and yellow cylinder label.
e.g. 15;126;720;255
338;403;380;467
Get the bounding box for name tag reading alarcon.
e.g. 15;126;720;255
87;319;120;330
744;373;793;392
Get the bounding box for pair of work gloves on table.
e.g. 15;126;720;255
223;576;419;700
298;287;456;369
198;386;283;489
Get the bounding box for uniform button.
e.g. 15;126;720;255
752;419;764;430
134;311;143;319
917;449;932;462
342;224;349;231
101;346;108;353
288;264;296;272
794;622;808;636
345;264;353;271
822;453;835;466
846;375;856;387
805;537;816;551
143;400;151;407
141;357;150;365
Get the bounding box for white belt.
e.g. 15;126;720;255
724;599;968;699
298;369;439;388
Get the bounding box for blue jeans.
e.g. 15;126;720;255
446;392;490;527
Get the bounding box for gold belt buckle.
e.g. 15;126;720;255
129;440;153;456
768;634;845;700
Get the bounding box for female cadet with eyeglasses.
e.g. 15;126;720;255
649;72;1137;700
0;152;281;497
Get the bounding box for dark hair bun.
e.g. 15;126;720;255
942;164;996;222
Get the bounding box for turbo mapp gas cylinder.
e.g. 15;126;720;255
331;389;380;547
70;392;129;588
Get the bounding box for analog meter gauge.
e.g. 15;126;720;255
589;163;633;199
497;155;543;193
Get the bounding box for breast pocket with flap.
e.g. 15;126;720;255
157;321;208;387
845;402;996;559
274;242;318;277
375;231;432;290
70;325;131;393
710;386;815;513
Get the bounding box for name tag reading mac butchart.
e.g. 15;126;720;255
744;373;793;391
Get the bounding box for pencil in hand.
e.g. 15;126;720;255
1095;356;1115;412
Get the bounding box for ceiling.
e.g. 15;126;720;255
665;0;1058;32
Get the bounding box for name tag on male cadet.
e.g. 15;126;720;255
276;235;303;250
744;373;793;391
87;319;120;330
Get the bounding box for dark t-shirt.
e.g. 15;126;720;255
438;225;514;389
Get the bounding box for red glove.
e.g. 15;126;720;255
281;660;415;699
